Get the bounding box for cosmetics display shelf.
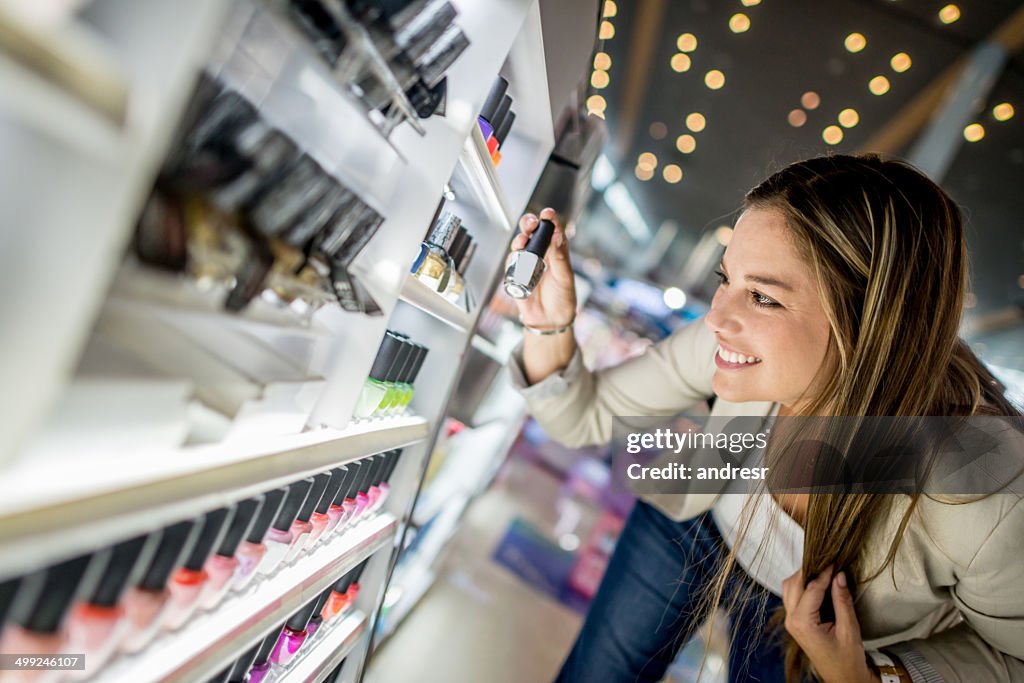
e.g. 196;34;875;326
279;610;366;682
398;275;473;332
457;125;516;232
0;417;427;576
96;513;396;683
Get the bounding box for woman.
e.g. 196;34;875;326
508;154;1024;682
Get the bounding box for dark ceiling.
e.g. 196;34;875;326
580;0;1024;370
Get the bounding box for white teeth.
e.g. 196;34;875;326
717;345;762;364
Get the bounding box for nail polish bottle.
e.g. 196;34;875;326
442;227;469;304
395;345;428;416
504;218;555;299
477;76;508;142
64;535;157;678
353;332;404;420
371;451;403;513
352;456;379;521
200;498;263;610
321;466;353;538
258;479;315;577
321;562;368;623
487;95;513;157
302;588;334;641
414;24;470;88
233;488;287;591
0;554;97;681
323;208;386;315
269;596;321;668
244;627;283;683
363;456;388;513
491;111;516;166
281;473;331;566
164;507;234;630
410;211;459;292
120;521;199;653
305;468;347;550
221;636;261;683
373;337;413;418
330;462;364;537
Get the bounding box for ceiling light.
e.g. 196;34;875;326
741;0;761;5
801;91;820;110
591;70;610;89
729;13;750;33
638;152;658;170
586;95;607;116
890;52;911;73
594;52;612;70
788;109;807;127
938;4;960;24
838;108;859;127
686;113;706;132
603;0;617;18
715;226;733;246
676;134;696;153
663;287;687;309
844;32;867;53
963;123;984;142
704;70;726;90
663;164;683;183
823;125;844;145
869;76;890;95
677;33;698;52
670;53;692;72
993;103;1015;121
635;165;654;181
599;20;615;40
649;122;668;139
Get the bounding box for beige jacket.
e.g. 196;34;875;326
510;319;1024;682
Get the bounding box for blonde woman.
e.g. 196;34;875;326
509;155;1024;682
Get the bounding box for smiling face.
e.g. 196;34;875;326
704;208;833;412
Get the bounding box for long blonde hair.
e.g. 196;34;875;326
696;154;1021;681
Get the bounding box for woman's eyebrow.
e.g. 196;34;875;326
721;258;794;291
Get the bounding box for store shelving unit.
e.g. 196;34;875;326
0;0;561;680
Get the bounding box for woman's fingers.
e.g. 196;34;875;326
797;567;834;623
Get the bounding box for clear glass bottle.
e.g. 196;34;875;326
353;332;404;420
411;211;459;292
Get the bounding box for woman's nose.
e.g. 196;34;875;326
704;288;741;335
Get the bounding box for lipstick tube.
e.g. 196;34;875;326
281;473;331;566
233;488;286;591
257;479;314;577
119;521;199;654
199;497;263;610
164;507;233;631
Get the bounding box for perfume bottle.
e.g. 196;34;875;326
411;211;459;292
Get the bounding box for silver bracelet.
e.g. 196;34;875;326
520;316;575;336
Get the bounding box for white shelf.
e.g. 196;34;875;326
0;417;427;576
279;611;367;682
398;275;473;332
96;513;396;683
458;125;516;232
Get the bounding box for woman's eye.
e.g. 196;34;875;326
714;269;728;285
751;291;779;308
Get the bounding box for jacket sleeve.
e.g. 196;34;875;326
887;498;1024;682
508;319;718;448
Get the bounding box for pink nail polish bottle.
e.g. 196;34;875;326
245;628;283;683
351;456;377;521
119;521;199;653
281;473;331;566
303;588;334;642
232;488;287;591
0;554;96;683
332;461;366;538
374;450;402;512
269;596;320;668
364;456;387;514
256;479;314;577
323;465;354;536
199;497;263;610
163;507;233;631
305;468;347;550
64;535;157;678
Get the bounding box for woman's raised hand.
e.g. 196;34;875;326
510;208;577;328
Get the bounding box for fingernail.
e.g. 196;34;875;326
836;572;847;588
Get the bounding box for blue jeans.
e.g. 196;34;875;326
555;502;786;683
